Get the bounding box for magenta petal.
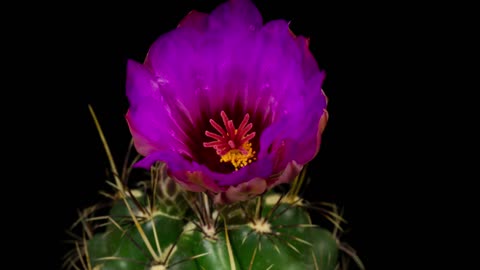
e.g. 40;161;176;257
214;177;267;204
126;60;192;157
295;36;322;81
126;111;158;156
258;71;326;168
134;151;221;193
126;59;160;106
178;10;209;31
208;0;262;33
136;149;274;187
274;161;304;186
126;0;329;202
209;157;273;186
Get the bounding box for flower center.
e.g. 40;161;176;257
203;111;256;170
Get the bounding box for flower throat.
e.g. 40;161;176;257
203;111;256;170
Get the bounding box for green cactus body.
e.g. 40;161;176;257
227;195;338;270
175;227;242;270
71;171;341;270
84;189;184;270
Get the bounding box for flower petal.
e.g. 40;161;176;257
135;148;274;190
208;0;263;34
126;60;192;157
214;177;267;204
258;71;326;170
134;151;221;192
126;0;329;199
273;160;303;186
178;10;208;31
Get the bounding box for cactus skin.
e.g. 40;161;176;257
66;164;342;270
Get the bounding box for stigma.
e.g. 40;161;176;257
203;111;256;170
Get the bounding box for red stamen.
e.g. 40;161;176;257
203;111;256;157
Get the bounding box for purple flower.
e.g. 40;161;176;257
126;0;328;203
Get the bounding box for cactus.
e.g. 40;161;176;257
62;108;363;270
63;0;364;268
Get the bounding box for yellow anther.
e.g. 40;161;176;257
220;142;256;170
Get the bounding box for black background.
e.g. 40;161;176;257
13;0;430;269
